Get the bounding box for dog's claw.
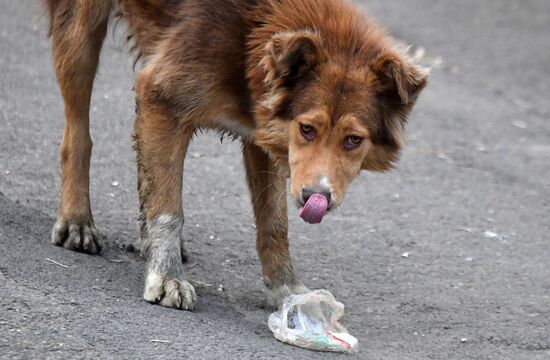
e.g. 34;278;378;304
51;219;103;255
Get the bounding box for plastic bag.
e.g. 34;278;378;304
268;289;358;353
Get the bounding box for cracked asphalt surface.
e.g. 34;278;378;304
1;1;549;359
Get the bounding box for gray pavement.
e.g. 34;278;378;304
1;1;549;359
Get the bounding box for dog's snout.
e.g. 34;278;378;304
302;188;331;206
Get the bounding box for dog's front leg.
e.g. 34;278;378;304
243;143;308;308
48;3;110;255
133;72;196;310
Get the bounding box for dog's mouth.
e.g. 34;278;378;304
297;193;332;224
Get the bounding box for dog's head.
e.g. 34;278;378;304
252;30;427;214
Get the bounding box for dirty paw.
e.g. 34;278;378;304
143;273;197;310
268;283;310;309
51;219;103;255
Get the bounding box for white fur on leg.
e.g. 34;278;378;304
142;214;197;310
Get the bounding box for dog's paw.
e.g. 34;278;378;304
143;272;197;310
267;282;310;309
51;219;103;255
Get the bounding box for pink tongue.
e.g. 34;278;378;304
300;193;328;224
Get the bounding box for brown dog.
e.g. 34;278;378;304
44;0;427;310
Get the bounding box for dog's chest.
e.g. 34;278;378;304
214;117;254;141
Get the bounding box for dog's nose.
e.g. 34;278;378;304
302;188;331;207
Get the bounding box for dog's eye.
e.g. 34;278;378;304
300;124;316;141
343;135;364;150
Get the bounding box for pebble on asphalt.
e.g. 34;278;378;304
483;231;500;239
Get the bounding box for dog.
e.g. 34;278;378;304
44;0;427;310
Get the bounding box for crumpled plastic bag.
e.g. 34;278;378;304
268;289;358;353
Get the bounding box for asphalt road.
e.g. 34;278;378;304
1;1;549;359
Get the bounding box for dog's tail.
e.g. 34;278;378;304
43;0;113;38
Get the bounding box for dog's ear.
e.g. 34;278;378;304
362;53;428;172
370;52;428;104
261;31;326;88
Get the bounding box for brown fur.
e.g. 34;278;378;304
44;0;427;309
